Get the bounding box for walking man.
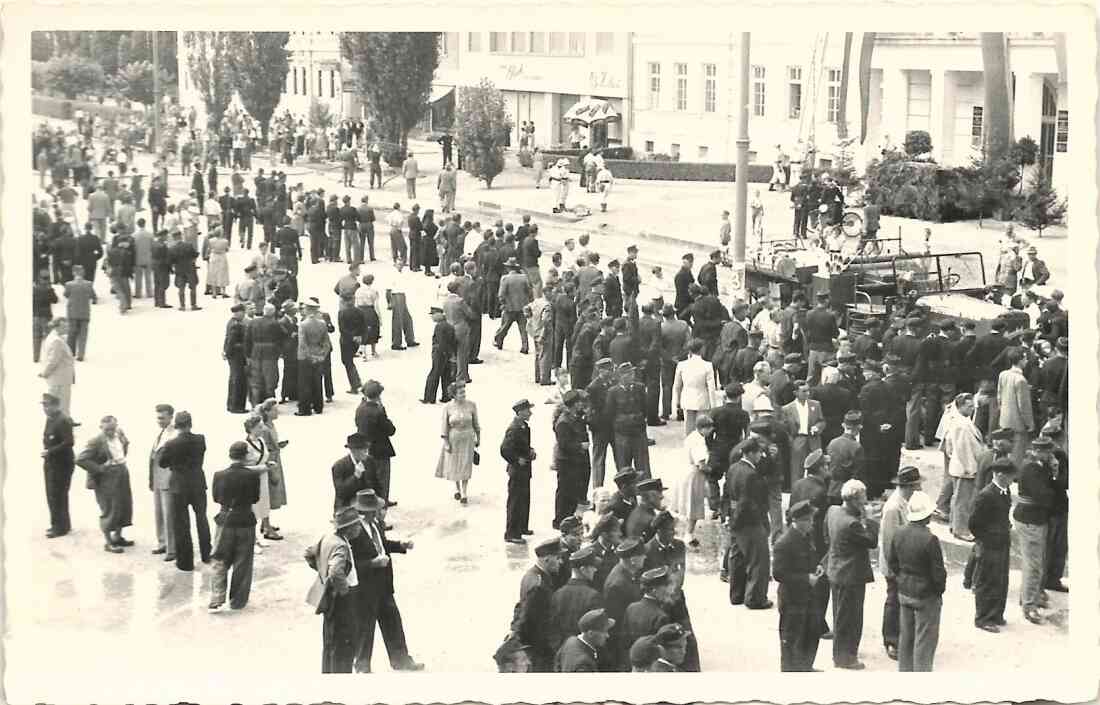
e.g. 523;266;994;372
423;306;457;404
495;259;532;353
354;380;398;503
306;506;363;673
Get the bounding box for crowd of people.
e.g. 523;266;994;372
32;106;1071;675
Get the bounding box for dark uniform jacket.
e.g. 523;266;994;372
708;404;748;477
603;272;623;317
43;411;75;468
1012;459;1055;526
211;463;260;528
608;490;637;525
772;526;817;603
673;267;694;315
509;564;557;661
549;578;603;652
789;475;829;559
622;596;670;656
643;536;686;575
608;334;640;368
501;418;534;474
621;260;640;297
969;481;1012;548
553;410;590;472
245;316;288;359
354;398;397;459
158;431;208;494
697;261;719;296
625;503;659;542
965;332;1009;381
224;317;247;360
431;319;457;357
887;523;946;599
554;635;600;672
723;458;769;529
234;195;257;225
604;381;647;435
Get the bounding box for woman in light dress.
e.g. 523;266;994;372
435;381;480;504
672;413;713;548
242;414;273;551
205;228;231;298
256;398;287;540
354;273;383;358
291;197;306;236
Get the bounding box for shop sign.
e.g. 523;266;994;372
589;72;622;90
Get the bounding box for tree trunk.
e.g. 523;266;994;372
980;33;1012;161
858;33;876;144
836;33;853;139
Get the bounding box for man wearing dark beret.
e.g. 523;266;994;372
773;499;825;671
968;458;1018;632
553;390;592;530
224;303;249;413
548;545;604;654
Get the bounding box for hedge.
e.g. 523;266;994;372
33;93;143;123
542;151;774;183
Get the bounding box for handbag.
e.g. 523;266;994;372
473;450;480;466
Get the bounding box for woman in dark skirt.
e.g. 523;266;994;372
421;209;440;277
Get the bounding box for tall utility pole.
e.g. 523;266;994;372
152;30;161;156
732;32;751;300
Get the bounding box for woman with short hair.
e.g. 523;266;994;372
435;381;480;504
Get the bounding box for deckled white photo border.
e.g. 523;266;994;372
1;2;1097;704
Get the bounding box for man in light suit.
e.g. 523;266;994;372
495;259;532;354
296;299;332;417
671;338;717;435
305;506;363;673
996;348;1034;466
39;318;75;418
781;380;825;491
149;403;178;560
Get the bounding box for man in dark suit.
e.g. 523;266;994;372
644;511;701;671
602;537;645;670
159;411;210;572
169;231;202;311
502;399;536;543
886;490;946;672
209;441;261;610
349;489;424;672
555;608;613;672
673;254;695;321
505;537;564;671
790;450;832;638
149;230;172;308
824;479;880;670
604;260;624;318
724;438;773;609
621;245;640;315
352;379;398;502
548;545;604;653
41;392;76;538
773;499;825;671
968;457;1017;632
331;433;378;511
423;306;457;404
697;250;720;297
621;566;674;657
224;304;249;413
234;188;257;249
625;477;664;542
607;467;639;525
858;360;898;499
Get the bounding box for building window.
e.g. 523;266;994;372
317;70;322;97
644;140;654;153
490;32;507;53
970;106;983;147
752;65;766;117
292;67;298;95
827;68;842;123
549;32;567;55
467;32;481;53
675;63;688;111
568;32;585;56
703;63;717;113
529;32;545;54
648;62;661;110
1056;110;1069;152
788;66;802;119
670;143;681;160
439;32;448;56
698;145;709;160
596;33;615;55
510;32;528;53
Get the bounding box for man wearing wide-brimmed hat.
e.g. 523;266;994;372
968;457;1018;632
494;258;532;354
879;466;923;661
331;432;378;512
305;505;364;673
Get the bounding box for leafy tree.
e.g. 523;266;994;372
341;32;439;164
225;32;290;142
1017;168;1067;238
455;78;512;188
309;99;334;130
31;32;54;61
1010;135;1039;194
903;130;933;158
42;53;105;99
113;61;173;105
182;32;233;129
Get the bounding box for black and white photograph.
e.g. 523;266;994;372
2;7;1097;704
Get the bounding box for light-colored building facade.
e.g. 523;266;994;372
431;32;632;148
628;32;1069;193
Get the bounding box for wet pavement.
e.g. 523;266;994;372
14;131;1072;684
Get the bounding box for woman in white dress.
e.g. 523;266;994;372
242;414;272;551
205;229;230;297
435;382;480;504
673;413;713;548
257;397;287;541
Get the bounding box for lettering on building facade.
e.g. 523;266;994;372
589;71;621;90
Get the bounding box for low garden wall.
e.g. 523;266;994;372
541;150;774;183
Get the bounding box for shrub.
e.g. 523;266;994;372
541;152;772;182
42;53;106;100
455;78;512;188
903;130;933;157
600;146;634;160
1016;168;1067;237
31;61;49;92
517;150;534;168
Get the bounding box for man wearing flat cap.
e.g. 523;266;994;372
553;390;592;529
549;545;605;654
622;567;674;657
773;498;825;671
968;457;1018;632
210;441;262;611
555;608;614;672
608;467;640;525
602;537;646;669
625;477;664;542
502;399;537;543
505;537;565;671
605;362;651;479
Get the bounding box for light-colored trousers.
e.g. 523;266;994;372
154;487;177;553
1015;520;1047;610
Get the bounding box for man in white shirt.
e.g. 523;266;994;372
150;403;179;560
742;361;772;415
386;204;407;269
781;380;825;489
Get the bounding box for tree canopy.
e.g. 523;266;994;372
455;78;512;188
183;32;234;129
43;53;105;99
225;32;291;138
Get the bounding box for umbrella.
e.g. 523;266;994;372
562;99;621;126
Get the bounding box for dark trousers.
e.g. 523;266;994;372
571;358;593;391
355;589;413;672
297;359;323;414
390;293;415;347
831;582;866;666
211;524;255;609
505;468;531;538
370;166;382;189
239;220;254;249
222;213;234;240
469;315;483;361
485;277;501;318
1044;512;1068;586
172;486;211;571
423;351;454;403
661;359;678;418
44;462;74;533
359;225;376;261
553;468;589;528
494;311;529;351
309;227;324;263
249;355;279;405
322;590;360;673
552;323;573;369
778;585;820;671
372;457;393;502
177;280;198;309
323;353;335;399
729;523;770;606
281;352;298;401
882;575;900;648
340;338;362;391
644;364;660;423
327;225;342;261
973;541;1010;626
227;357;248;412
793;207;808;237
154;267;171;306
612;431;651;479
589;430;612;489
408;233;421;270
812;573;832;634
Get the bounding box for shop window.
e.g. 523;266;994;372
467;32;481;53
827;68;842;123
596;33;615;55
1056;110;1069;152
703;63;717;113
752;65;766;117
970;106;983;147
675;63;688;111
788;66;802;119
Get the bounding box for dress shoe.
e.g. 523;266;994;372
201;557;212;564
325;397;334;403
977;623;1000;633
293;411;312;416
104;544;123;553
1024;609;1044;624
820;630;834;640
469;359;484;364
152;547;167;554
520;349;529;354
746;600;773;610
521;530;534;536
493;342;503;350
383;523;394;531
164;554;176;562
719;574;729;583
420;399;435;404
504;536;526;544
1045;582;1069;593
208;601;224;611
885;644;898;660
835;661;865;670
647;419;667;427
177;564;194;572
386;500;398;507
407;342;420;347
454;492;462;500
397;660;425;671
647;438;657;446
113;537;135;547
392;345;407;350
264;532;284;541
460;497;468;505
346;389;359;395
45;529;66;539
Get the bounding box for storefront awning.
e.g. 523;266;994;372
562;98;621;125
428;85;455;105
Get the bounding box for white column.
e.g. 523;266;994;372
1013;72;1042;144
880;67;907;151
542;92;559;147
929;69;946;161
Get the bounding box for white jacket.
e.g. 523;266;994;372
672;355;717;412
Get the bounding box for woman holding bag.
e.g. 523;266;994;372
435;381;480;504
